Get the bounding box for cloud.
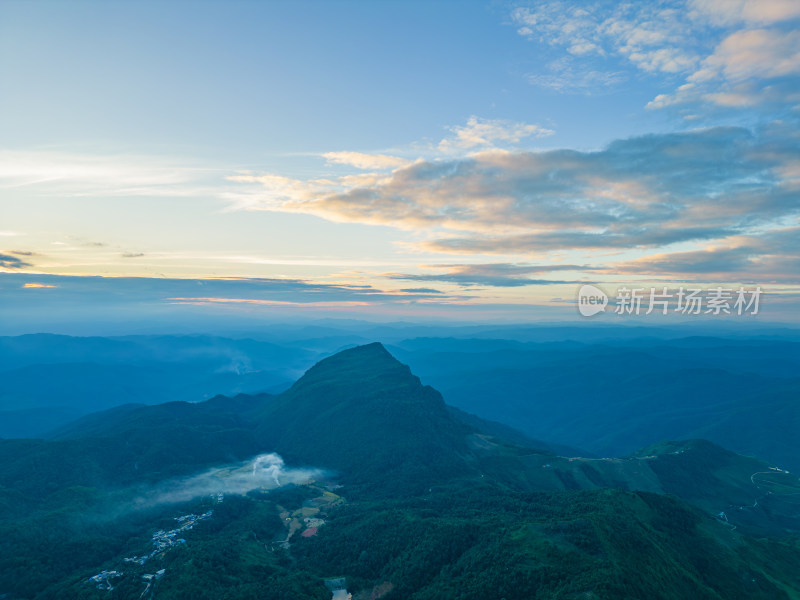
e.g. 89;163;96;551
387;263;588;287
689;0;800;26
135;453;325;507
651;5;800;112
526;60;626;93
0;115;551;212
397;287;444;294
419;226;737;255
0;272;475;333
323;151;410;170
615;226;800;282
513;2;800;113
0;253;32;270
438;116;554;151
695;29;800;82
618;245;758;275
234;126;799;257
227;116;556;214
167;297;372;308
122;252;145;258
512;2;700;76
224;172;322;210
0;150;226;199
601;9;699;73
650;28;800;110
0;273;468;319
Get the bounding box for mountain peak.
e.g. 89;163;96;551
286;342;414;396
255;343;476;493
320;341;394;364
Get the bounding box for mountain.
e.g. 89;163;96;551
391;336;800;472
50;343;485;496
1;343;799;599
40;343;800;533
0;406;84;439
0;334;317;437
5;331;798;477
292;486;800;600
252;343;479;494
445;405;586;457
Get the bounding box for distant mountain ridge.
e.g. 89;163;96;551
390;336;800;472
0;333;316;437
4;331;798;477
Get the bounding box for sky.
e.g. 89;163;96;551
1;0;799;329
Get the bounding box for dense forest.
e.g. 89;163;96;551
0;343;798;599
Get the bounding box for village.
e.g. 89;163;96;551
88;493;224;594
86;482;351;598
123;507;216;566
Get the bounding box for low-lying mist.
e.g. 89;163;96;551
130;453;327;508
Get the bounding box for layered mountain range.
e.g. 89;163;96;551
1;343;798;599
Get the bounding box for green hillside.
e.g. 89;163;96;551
0;343;798;599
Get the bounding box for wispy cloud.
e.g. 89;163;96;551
616;226;800;282
167;297;372;308
22;282;57;289
323;151;410;170
526;59;626;93
226;116;556;214
513;1;800;114
438;116;554;152
397;287;444;294
0;150;226;199
0;273;469;314
387;263;588;287
650;27;800;110
688;0;800;27
512;2;701;76
618;245;758;275
0;253;32;270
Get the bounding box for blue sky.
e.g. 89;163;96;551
1;0;799;327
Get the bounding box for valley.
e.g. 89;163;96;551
0;340;798;599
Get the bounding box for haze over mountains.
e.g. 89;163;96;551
1;340;799;599
0;334;314;438
392;335;800;473
3;324;798;474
